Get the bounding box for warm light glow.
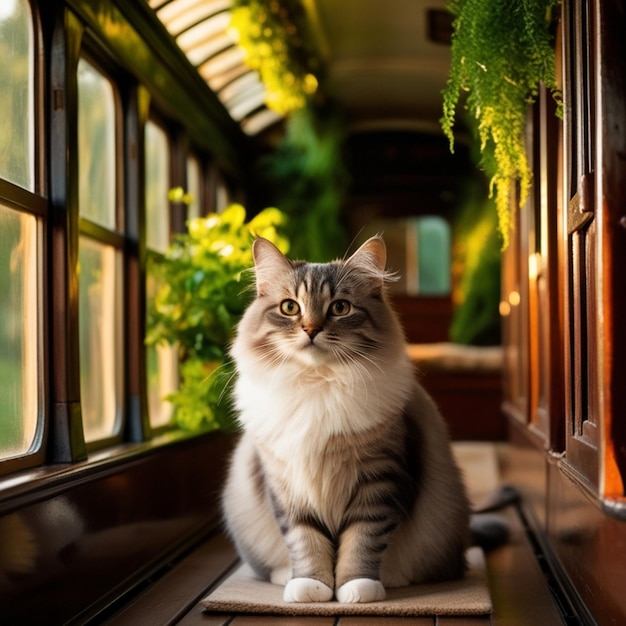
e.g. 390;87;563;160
508;290;521;306
528;252;541;281
499;301;511;316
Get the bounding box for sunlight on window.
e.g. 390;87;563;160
77;58;124;442
145;120;178;428
0;204;41;459
77;58;116;230
0;0;34;191
78;238;124;442
146;273;178;428
186;155;202;221
145;121;170;252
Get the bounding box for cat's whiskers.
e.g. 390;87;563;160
326;343;374;400
254;344;294;378
340;341;386;377
217;366;239;405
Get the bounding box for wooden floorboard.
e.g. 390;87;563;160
103;532;238;626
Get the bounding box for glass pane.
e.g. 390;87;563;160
186;155;201;221
146;272;178;428
77;58;117;230
145;121;170;252
78;237;123;442
0;203;40;458
0;0;34;191
215;169;229;213
417;216;451;295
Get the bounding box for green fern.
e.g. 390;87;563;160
441;0;561;247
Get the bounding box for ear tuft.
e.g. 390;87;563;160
344;236;398;292
252;238;291;296
350;235;387;272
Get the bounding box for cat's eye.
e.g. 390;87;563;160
329;299;351;316
280;299;300;316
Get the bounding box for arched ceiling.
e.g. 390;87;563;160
147;0;453;137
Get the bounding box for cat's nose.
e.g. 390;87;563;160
302;324;322;340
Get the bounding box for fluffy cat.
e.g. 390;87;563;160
222;235;470;603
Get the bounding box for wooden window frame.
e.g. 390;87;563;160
0;0;48;476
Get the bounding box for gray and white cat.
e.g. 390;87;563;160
222;235;470;604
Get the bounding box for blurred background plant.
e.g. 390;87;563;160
145;203;289;432
229;0;321;115
450;186;501;346
254;99;349;262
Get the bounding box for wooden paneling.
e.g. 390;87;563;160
0;432;236;624
392;295;452;344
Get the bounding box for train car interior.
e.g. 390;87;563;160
0;0;624;624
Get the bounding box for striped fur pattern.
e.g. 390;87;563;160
222;236;470;603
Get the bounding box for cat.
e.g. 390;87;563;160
221;235;471;604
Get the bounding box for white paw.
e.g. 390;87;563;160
336;578;385;603
283;577;334;602
270;566;291;585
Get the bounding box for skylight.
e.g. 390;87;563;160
147;0;281;135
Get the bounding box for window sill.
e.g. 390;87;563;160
0;428;235;514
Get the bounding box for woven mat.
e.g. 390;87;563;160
201;547;491;617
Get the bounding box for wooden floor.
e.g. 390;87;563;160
103;445;568;626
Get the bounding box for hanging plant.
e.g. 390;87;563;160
230;0;321;115
441;0;562;247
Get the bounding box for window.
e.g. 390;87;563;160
357;216;451;296
0;0;34;191
413;216;451;295
77;57;124;444
0;0;43;465
145;120;171;254
0;205;41;459
186;154;202;221
145;119;178;428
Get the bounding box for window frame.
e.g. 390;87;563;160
0;0;249;480
76;48;128;451
0;0;48;476
561;0;600;488
143;111;179;433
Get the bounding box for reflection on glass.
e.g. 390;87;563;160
145;121;170;253
0;203;40;459
77;58;117;230
78;238;123;442
0;0;34;191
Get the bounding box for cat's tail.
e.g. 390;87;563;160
469;485;520;551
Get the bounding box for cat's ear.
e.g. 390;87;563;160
345;236;394;293
252;237;291;296
348;236;387;271
348;234;386;271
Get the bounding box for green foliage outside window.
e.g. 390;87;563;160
145;204;289;432
441;0;561;248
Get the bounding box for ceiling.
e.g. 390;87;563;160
147;0;453;137
309;0;452;130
